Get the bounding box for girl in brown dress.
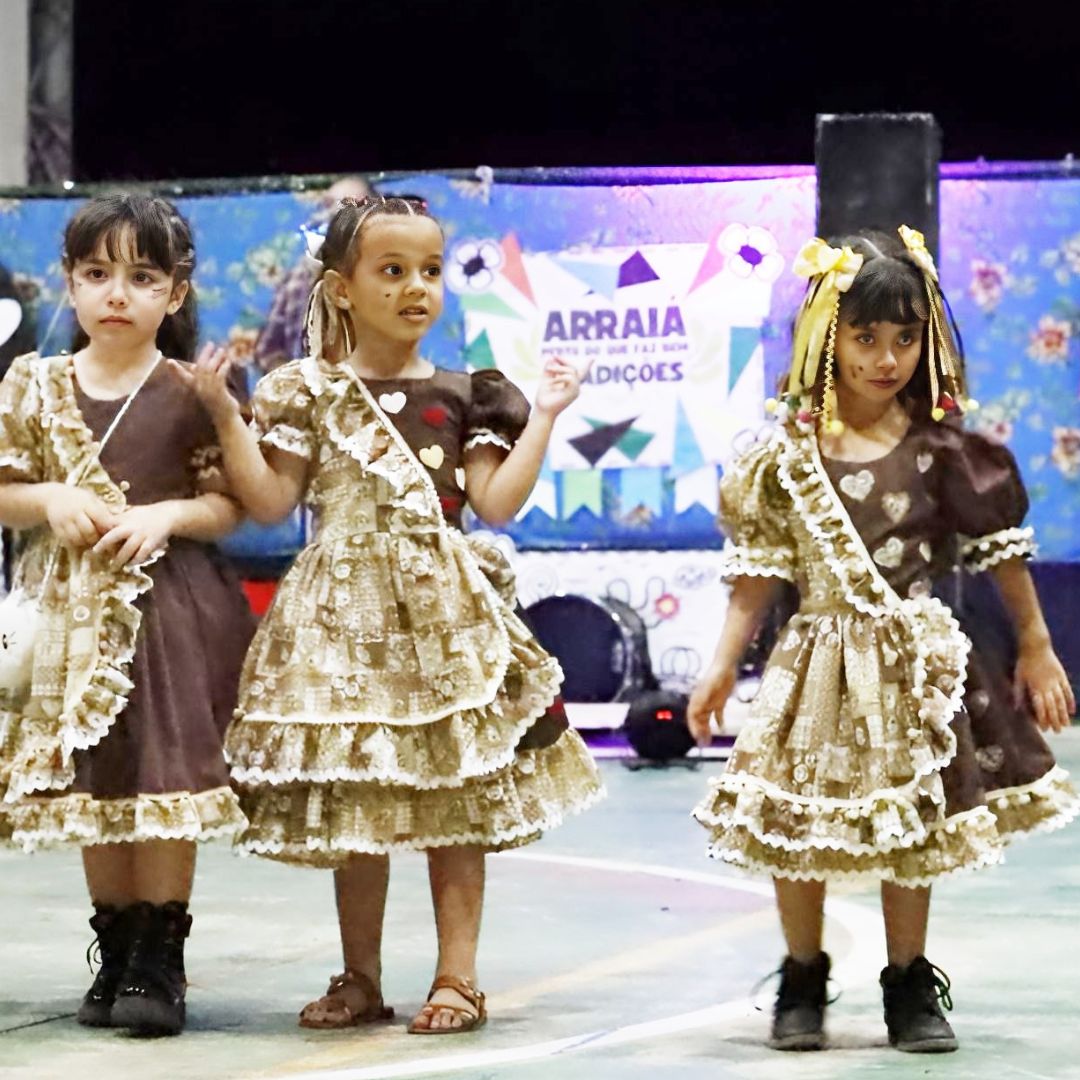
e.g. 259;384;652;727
178;196;604;1035
0;195;254;1036
689;228;1077;1054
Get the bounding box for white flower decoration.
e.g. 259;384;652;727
717;224;784;282
446;238;504;294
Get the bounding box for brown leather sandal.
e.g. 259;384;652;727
406;974;487;1035
298;970;394;1029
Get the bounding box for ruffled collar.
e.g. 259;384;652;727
299;354;443;524
773;420;971;798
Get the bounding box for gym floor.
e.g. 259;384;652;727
2;732;1079;1080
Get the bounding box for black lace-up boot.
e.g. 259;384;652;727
76;905;135;1027
880;955;958;1052
111;901;192;1036
770;951;830;1050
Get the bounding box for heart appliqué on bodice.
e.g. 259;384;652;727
872;536;905;569
839;469;875;501
378;391;407;414
882;491;911;524
418;445;445;470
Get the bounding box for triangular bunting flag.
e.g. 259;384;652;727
568;417;637;467
615;427;655;461
729;326;761;391
617;250;661;289
620;468;664;514
499;233;535;304
464;329;497;369
458;292;525;319
561;469;604;518
674;465;721;514
672;399;705;476
688;224;727;293
555;257;621;299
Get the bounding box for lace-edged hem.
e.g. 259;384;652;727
234;733;605;866
701;803;1003;886
1;786;246;852
226;654;563;788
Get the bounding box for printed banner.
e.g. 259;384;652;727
455;229;780;476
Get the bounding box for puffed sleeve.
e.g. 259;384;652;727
937;426;1036;572
0;352;45;484
464;369;530;453
250;359;316;460
718;438;798;583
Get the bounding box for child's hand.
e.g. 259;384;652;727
1015;644;1076;732
93;504;177;569
46;486;119;548
687;664;737;747
534;357;588;419
170;344;239;424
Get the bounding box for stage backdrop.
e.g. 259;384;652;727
2;168;1079;560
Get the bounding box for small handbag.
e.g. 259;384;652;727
0;583;46;691
0;354;160;697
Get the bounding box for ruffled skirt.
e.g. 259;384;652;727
693;603;1078;886
226;528;604;864
0;541;253;850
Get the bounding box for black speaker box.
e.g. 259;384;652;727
816;113;941;256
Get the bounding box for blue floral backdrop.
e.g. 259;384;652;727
1;170;1078;560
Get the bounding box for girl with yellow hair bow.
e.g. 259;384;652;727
688;227;1078;1055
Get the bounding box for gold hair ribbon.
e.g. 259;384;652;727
787;239;864;398
896;225;973;418
792;238;864;292
898;224;939;282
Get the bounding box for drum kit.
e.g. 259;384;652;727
523;592;697;764
524;589;785;764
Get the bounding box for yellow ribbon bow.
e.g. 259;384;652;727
787;239;865;398
898;224;939;282
792;238;864;293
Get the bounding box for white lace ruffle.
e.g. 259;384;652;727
464;429;513;453
719;539;796;583
961;526;1037;573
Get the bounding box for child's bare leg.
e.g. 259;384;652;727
774;877;826;960
410;845;485;1031
83;843;137;906
881;883;930;966
300;853;390;1024
132;839;196;903
336;854;390;987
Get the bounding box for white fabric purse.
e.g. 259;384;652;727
0;585;45;690
0;354;160;697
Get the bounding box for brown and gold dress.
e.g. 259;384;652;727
225;355;604;866
0;353;254;848
693;416;1078;884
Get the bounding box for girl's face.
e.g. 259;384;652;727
832;319;925;412
68;228;187;351
331;217;444;346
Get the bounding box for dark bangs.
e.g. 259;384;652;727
837;250;929;328
63;194;187;274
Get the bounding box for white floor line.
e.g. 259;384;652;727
273;853;881;1080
